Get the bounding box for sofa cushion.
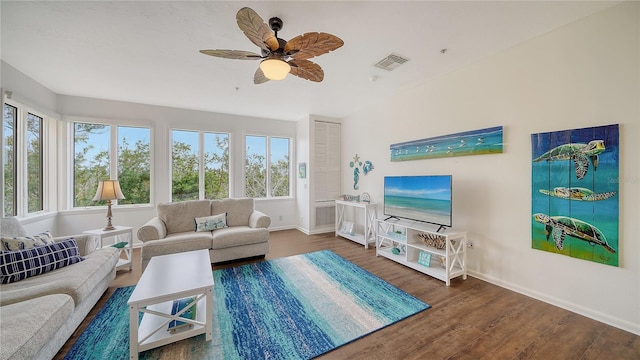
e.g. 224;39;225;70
0;238;84;284
0;231;54;251
141;232;213;260
211;226;269;250
0;294;74;360
0;217;28;238
195;213;228;232
212;198;254;227
158;200;212;235
0;247;119;306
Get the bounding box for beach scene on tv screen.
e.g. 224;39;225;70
384;176;452;226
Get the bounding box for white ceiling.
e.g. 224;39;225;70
1;1;620;121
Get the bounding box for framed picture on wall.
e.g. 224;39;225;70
298;162;307;178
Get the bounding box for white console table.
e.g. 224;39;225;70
83;226;133;271
335;200;377;249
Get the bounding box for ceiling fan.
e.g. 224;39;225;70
199;7;344;84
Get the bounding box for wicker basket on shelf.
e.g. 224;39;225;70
417;232;452;249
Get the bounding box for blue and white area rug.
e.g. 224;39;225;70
65;250;430;359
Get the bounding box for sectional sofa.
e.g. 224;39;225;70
0;218;119;360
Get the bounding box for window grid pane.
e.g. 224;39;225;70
270;137;290;197
26;113;43;213
3;104;17;216
171;130;199;201
245;135;267;198
204;132;229;199
74;123;110;207
118;126;151;204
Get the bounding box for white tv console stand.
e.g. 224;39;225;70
376;218;467;286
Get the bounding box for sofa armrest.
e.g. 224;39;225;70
53;234;96;257
137;217;167;242
249;210;271;229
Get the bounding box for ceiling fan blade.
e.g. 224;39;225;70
289;59;324;82
284;32;344;60
236;7;279;52
254;68;270;84
199;49;263;60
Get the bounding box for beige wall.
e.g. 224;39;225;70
341;2;639;334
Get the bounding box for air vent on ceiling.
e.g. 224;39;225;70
374;53;409;71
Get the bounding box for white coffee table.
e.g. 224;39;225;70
128;249;213;359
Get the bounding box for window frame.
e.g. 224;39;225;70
170;129;231;202
2;98;48;217
244;133;292;199
69;118;153;209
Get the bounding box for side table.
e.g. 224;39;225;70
83;226;133;271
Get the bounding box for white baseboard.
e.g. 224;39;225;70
468;270;640;336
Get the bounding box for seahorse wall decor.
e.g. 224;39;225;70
349;154;374;190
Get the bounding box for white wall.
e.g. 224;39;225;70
55;96;299;236
1;62;58;116
341;2;639;335
1;63;299;237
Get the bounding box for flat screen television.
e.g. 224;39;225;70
383;175;452;231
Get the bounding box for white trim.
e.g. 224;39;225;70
2;98;49;216
169;128;231;201
62;115;152;128
67;120;153;209
243;133;293;200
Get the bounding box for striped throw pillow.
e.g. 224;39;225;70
0;238;84;284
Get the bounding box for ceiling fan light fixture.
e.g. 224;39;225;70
260;58;291;80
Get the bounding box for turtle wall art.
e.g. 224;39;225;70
531;124;619;266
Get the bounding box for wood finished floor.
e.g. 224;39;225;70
55;229;639;359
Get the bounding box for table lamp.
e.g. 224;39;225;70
93;180;125;231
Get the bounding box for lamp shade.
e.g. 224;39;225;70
92;180;125;201
259;58;291;80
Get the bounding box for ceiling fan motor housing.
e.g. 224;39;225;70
269;17;283;32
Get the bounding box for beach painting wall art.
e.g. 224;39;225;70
390;126;503;161
531;124;619;266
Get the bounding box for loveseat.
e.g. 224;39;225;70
137;198;270;271
0;218;120;360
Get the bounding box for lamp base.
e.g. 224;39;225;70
103;202;116;231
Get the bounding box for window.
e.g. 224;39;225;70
73;122;151;207
204;132;230;199
245;135;290;198
2;104;17;216
26;113;43;213
2;101;45;216
171;130;199;201
171;130;229;201
118;126;151;205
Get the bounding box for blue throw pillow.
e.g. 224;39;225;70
0;238;84;284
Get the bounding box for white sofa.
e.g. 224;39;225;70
137;198;270;271
0;218;119;360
